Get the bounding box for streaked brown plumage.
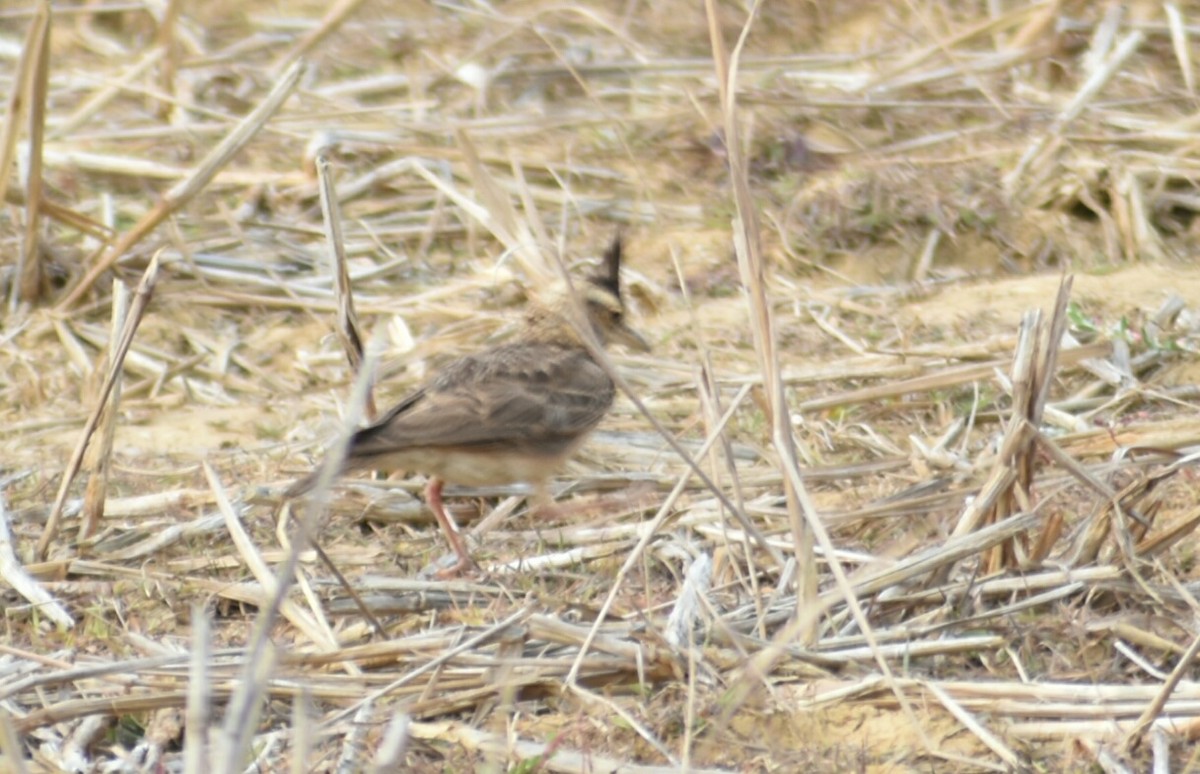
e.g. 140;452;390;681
287;236;649;575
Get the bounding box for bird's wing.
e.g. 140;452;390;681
348;344;615;456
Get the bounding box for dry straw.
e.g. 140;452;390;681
5;1;1200;771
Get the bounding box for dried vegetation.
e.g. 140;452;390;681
4;0;1200;771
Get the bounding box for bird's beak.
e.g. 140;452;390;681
611;321;651;352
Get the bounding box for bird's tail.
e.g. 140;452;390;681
284;446;371;497
286;422;383;497
284;468;322;498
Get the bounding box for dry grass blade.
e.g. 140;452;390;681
49;48;163;141
1123;628;1200;752
664;551;711;649
337;700;374;773
866;2;1043;92
218;339;380;767
79;281;128;540
1164;3;1195;98
563;373;783;686
213;649;273;772
845;511;1041;601
315;150;374;417
569;683;677;765
14;0;49;306
57;61;306;309
0;709;29;774
901;0;1011;118
290;689;313;774
706;0;815;625
1151;728;1171;774
456;129;546;278
797;339;1111;413
3;186;112;241
1070;454;1200;568
183;604;211;774
1006;30;1144;194
36;252;161;561
208;463;336;650
1033;276;1074;416
701;7;920;759
12;688;201;737
924;681;1020;769
708;0;942;758
935;278;1072;577
269;0;368;78
1136;500;1200;558
306;538;386;638
324;604;534;730
367;712;410;773
0;2;48;269
989;308;1044;560
154;0;184;123
0;488;72;628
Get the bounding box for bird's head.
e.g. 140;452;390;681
577;236;651;353
524;235;651;353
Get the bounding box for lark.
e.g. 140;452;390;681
287;237;649;576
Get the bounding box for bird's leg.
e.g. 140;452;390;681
527;480;559;520
425;477;474;577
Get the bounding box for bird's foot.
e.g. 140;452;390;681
419;551;480;580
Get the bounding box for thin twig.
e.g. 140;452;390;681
0;488;73;628
37;252;161;561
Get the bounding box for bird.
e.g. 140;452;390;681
286;236;650;576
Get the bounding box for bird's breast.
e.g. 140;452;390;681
360;438;586;488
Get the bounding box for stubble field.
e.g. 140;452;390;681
4;1;1200;771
